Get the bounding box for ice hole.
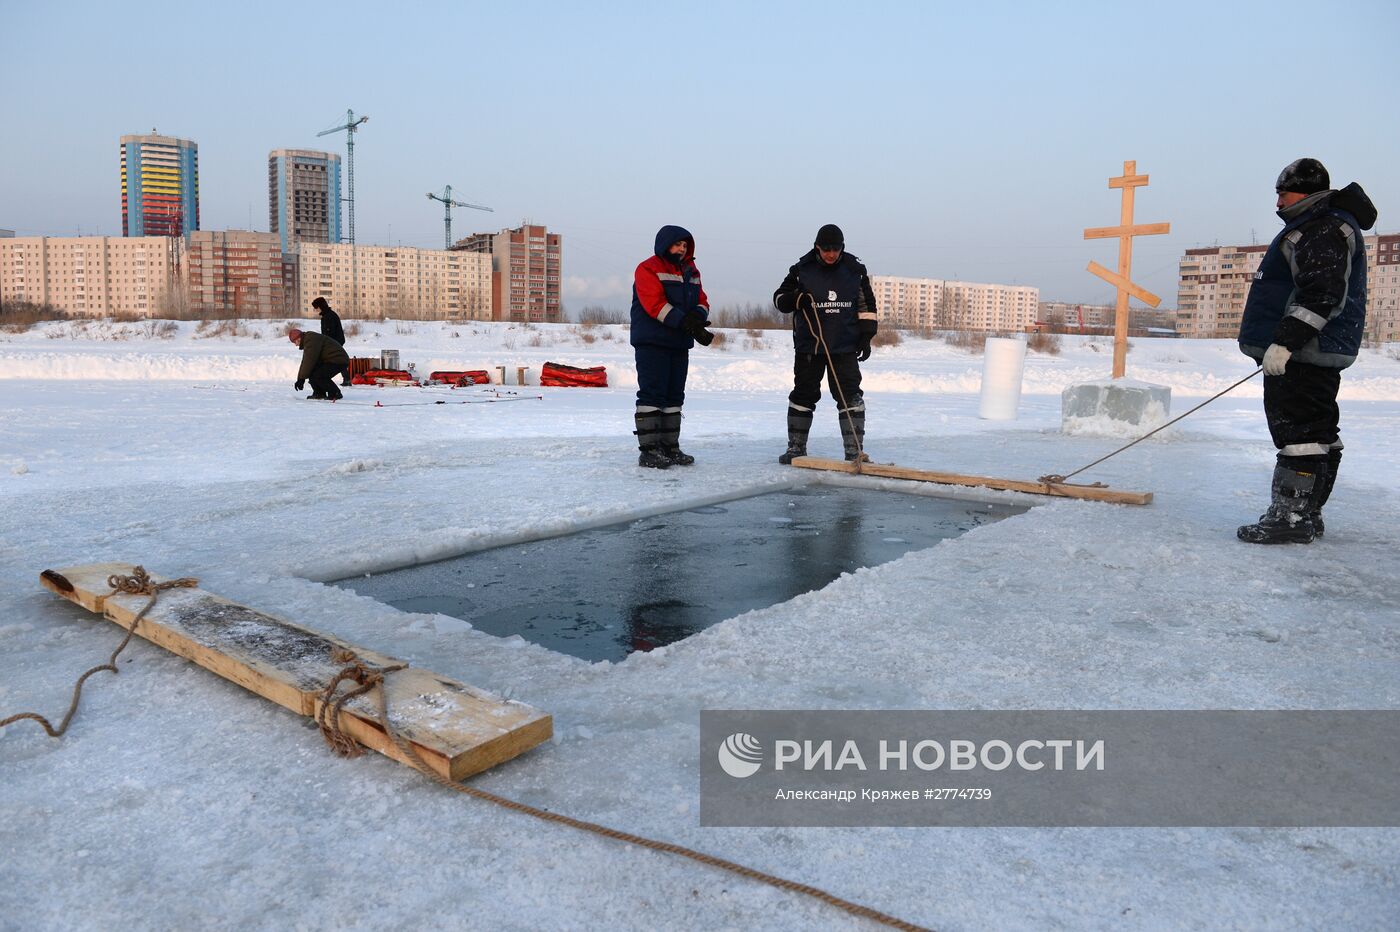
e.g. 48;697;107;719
335;486;1024;663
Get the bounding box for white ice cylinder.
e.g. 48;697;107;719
978;336;1027;420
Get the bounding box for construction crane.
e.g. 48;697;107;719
427;185;493;250
316;109;369;245
316;110;368;317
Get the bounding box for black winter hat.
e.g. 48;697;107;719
312;296;330;312
814;224;844;249
1276;158;1330;195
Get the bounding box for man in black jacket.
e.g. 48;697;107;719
313;296;351;387
1236;159;1377;544
772;224;879;463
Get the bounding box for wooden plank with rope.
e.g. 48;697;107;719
786;369;1264;505
35;563;552;781
788;457;1153;506
17;564;930;930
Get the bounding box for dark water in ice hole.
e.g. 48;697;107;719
337;486;1024;663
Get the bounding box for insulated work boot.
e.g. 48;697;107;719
1237;461;1325;544
659;409;694;466
1308;447;1342;538
839;407;867;462
634;409;671;470
778;406;813;465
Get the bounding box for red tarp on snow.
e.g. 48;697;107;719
540;361;608;387
352;368;418;386
429;370;492;386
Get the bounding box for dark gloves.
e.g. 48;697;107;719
857;336;872;362
295;379;305;391
682;313;715;346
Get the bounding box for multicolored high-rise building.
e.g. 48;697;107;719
268;149;342;253
120;132;199;237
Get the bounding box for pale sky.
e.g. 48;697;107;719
3;0;1396;312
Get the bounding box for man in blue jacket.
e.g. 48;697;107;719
630;225;715;469
1236;159;1377;544
772;224;879;463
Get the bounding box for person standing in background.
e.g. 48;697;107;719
313;296;351;387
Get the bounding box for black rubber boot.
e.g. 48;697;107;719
1237;460;1325;544
659;409;694;466
1308;447;1342;538
634;410;671;469
839;407;869;462
778;407;813;464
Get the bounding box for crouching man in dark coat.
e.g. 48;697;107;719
288;327;349;401
1236;158;1377;544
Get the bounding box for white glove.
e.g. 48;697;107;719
1262;343;1291;376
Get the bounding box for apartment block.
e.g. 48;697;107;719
1038;301;1177;334
870;275;1039;331
1039;301;1116;330
1177;233;1400;342
268;149;342;253
1175;245;1268;338
121;132;199;237
0;235;180;315
452;223;561;322
1366;233;1400;343
295;242;492;319
184;231;288;317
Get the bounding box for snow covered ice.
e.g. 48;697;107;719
2;319;1398;930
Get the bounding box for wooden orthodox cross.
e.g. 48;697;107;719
1084;160;1170;378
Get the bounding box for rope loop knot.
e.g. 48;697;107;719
2;566;198;739
107;566;199;596
316;649;407;758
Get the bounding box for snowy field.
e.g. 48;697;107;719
2;318;1398;931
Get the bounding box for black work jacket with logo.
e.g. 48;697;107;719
773;250;878;355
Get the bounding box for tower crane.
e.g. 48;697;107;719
427;186;493;250
316;110;367;316
316;110;368;245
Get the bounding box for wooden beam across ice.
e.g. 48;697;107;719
789;458;1153;506
39;563;552;781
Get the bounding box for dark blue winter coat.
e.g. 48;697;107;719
630;225;710;349
1239;183;1376;368
772;250;879;355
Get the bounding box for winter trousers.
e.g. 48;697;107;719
1263;359;1341;470
787;351;866;459
634;345;689;410
308;362;344;400
788;351;863;413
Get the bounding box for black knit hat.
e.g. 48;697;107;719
312;296;329;312
814;224;844;249
1275;158;1330;195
